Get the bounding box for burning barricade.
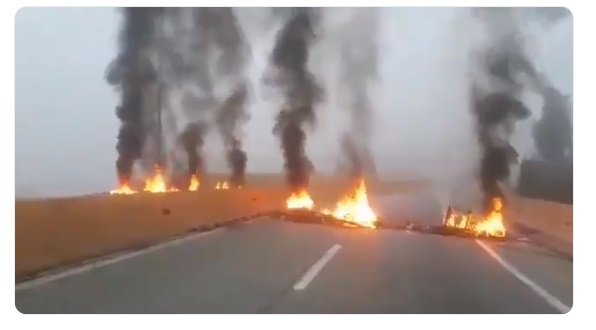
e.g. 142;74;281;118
286;190;315;210
321;179;377;229
442;197;506;238
281;177;507;241
283;179;378;229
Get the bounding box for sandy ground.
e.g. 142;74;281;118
507;196;573;256
15;175;420;281
15;174;571;282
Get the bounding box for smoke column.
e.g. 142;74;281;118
178;98;211;184
336;9;379;180
471;87;530;211
270;8;322;192
216;84;249;186
470;9;538;212
106;8;163;185
171;8;218;184
173;8;250;187
207;8;250;187
180;121;208;179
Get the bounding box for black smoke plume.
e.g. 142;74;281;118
168;8;221;184
106;8;163;185
471;89;530;211
185;8;250;186
180;121;208;179
177;93;212;187
204;8;250;187
216;84;249;186
470;8;541;212
270;8;322;192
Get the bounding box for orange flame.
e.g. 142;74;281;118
215;181;229;190
286;190;314;210
443;198;506;238
143;167;177;193
110;183;137;195
189;175;200;191
322;179;377;229
444;208;470;229
474;198;506;237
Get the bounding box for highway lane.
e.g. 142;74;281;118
370;191;572;311
15;192;572;314
270;229;570;313
15;220;341;313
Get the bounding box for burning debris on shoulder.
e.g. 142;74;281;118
442;198;506;238
281;177;509;242
285;178;378;229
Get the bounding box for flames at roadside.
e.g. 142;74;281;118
215;181;230;190
110;172;248;194
110;167;500;239
443;198;506;238
143;167;179;193
286;190;314;210
110;166;179;195
189;175;200;191
322;179;377;229
110;182;137;195
285;179;377;229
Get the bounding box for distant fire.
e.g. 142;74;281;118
189;175;200;191
143;166;178;193
286;190;314;210
110;182;137;195
215;181;230;190
443;198;506;238
322;179;377;229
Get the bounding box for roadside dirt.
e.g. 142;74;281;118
15;175;418;281
15;174;571;282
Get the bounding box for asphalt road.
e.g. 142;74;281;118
15;192;572;314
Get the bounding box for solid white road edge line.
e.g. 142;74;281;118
476;239;570;313
293;243;342;291
16;227;226;291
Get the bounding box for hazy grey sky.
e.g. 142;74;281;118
15;7;572;198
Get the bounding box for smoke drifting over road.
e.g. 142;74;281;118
270;8;322;192
106;8;163;184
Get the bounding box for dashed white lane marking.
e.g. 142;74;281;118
293;243;342;291
16;228;225;291
476;240;570;313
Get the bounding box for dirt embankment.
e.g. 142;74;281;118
512;159;573;257
15;173;572;282
15;188;281;281
507;195;573;257
15;175;416;282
